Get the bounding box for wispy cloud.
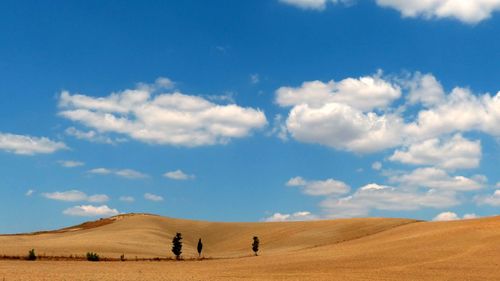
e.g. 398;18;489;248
58;160;85;168
42;190;109;203
163;170;194;180
88;168;148;179
144;193;163;202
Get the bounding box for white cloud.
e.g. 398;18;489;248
144;193;163;202
58;77;267;147
404;72;445;107
281;0;500;23
372;161;383;171
250;74;260;84
389;167;485;191
88;168;113;175
268;114;289;141
279;0;351;10
63;205;119;217
65;127;122;144
432;211;479;221
376;0;500;23
88;168;148;179
276;73;401;112
463;213;479;220
389;134;481;170
25;189;35;196
42;190;109;203
476;190;500;206
432;211;459;221
0;132;67;155
119;196;135;203
58;160;85;168
277;72;500;154
263;211;318;222
286;103;404;153
286;176;350;196
280;0;329;10
163;170;194;180
115;169;148;179
321;183;459;218
405;88;500;141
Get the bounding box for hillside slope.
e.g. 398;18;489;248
0;213;415;258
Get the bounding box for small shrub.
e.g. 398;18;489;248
86;252;100;262
27;249;36;261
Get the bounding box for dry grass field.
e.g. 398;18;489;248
1;213;500;280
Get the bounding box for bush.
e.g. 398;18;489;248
27;249;36;261
86;252;100;262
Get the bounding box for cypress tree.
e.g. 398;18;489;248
172;232;183;260
252;236;260;256
197;238;203;258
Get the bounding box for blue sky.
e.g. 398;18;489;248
0;0;499;233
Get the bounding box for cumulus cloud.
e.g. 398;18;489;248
0;132;67;155
277;71;500;154
376;0;500;23
405;88;500;141
281;0;500;23
144;193;163;202
163;170;194;180
404;72;445;107
286;103;404;153
42;190;109;203
476;190;500;206
321;183;459;218
389;134;481;170
389;167;485;191
276;73;401;112
286;176;350;196
63;205;119;217
263;211;318;222
88;168;148;179
58;160;85;168
432;211;479;221
58;77;267;147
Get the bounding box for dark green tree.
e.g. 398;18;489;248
197;238;203;258
171;232;183;260
27;249;36;261
252;236;260;256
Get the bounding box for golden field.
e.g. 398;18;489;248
1;213;500;280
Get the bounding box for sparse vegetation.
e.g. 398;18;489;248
86;252;100;262
171;232;183;260
197;238;203;258
27;249;36;261
252;236;260;256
